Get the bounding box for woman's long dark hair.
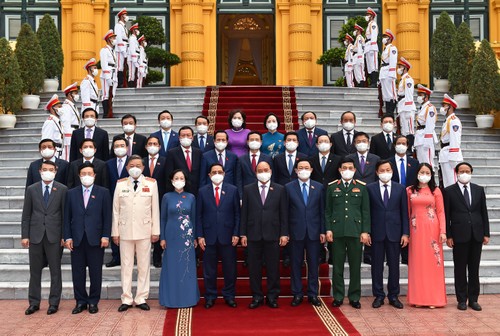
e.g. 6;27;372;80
409;163;437;194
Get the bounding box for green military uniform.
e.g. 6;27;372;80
325;179;371;302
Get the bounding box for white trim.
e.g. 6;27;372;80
35;14;58;30
5;15;22;41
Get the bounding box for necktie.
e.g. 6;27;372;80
288;154;294;175
44;185;50;207
83;188;90;208
117;158;123;176
302;182;308;205
149;157;155;175
400;158;406;185
383;184;389;207
85;160;90;164
360;155;366;174
251;154;257;172
163;131;170;151
321;156;326;172
260;184;266;205
133;180;138;191
185;150;192;171
86;128;92;139
386;133;392;149
215;186;220;206
345;182;349;189
308;131;313;146
218;153;224;166
464;185;471;208
199;136;205;151
127;136;132;156
346;132;351;147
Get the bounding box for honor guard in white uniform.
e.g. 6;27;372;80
365;7;379;87
379;29;398;115
114;8;129;88
81;58;100;113
439;94;463;187
396;57;416;136
353;24;366;87
414;85;438;166
41;94;65;159
100;30;118;118
137;35;148;89
127;23;140;86
344;33;355;88
59;83;81;161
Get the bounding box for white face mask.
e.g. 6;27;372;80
84;117;96;127
196;125;208;135
40;171;56;182
82;148;95;158
136;30;140;35
395;144;408;155
232;119;243;128
267;122;278;131
114;147;127;157
341;170;355;181
353;31;357;36
180;138;192;147
91;68;99;77
355;142;369;152
123;15;129;22
55;108;63;117
304;119;316;129
172;180;186;190
128;167;142;179
418;174;431;184
416;96;424;105
248;140;261;150
160;119;172;129
147;146;160;155
285;141;298;151
210;174;224;185
110;39;116;46
122;124;135;133
382;122;394;133
397;68;404;75
378;172;393;183
344;40;349;47
143;42;148;47
73;94;80;102
40;148;55;159
439;107;448;116
458;173;472;184
343;122;355;131
215;142;227;151
80;175;95;187
297;170;311;180
317;142;331;153
365;15;371;22
382;37;389;45
257;172;271;183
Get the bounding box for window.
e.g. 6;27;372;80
468;15;483;40
325;16;347;84
36;15;58;30
5;16;22;41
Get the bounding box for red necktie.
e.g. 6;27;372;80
308;131;313;146
251;154;257;172
215;186;220;206
185;150;192;172
149;157;155;175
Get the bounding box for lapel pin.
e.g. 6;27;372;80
53;187;57;191
91;195;96;199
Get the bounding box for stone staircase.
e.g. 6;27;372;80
0;86;499;300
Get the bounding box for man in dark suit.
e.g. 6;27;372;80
297;111;328;157
192;115;215;153
346;132;380;184
238;131;273;189
110;114;147;159
241;161;288;309
67;139;109;189
21;161;68;315
330;111;358;157
309;134;341;189
165;126;202;196
445;162;490;311
150;110;179;158
286;159;325;307
273;131;308;186
369;114;397;159
196;163;240;309
366;160;409;309
70;108;109;162
64;162;112;314
26;139;69;187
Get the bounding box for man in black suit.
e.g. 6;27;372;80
238;131;274;189
110;114;147;159
192;115;215;153
240;161;288;309
369;114;397;160
273;131;308;186
296;111;328;157
70;108;109;162
309;134;341;189
346;132;380;184
330;111;358;157
26;139;69;187
67;139;109;189
445;162;490;311
150;110;180;158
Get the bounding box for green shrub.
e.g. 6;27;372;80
430;12;456;79
15;23;45;94
449;22;475;94
36;14;64;79
145;69;164;85
0;38;23;113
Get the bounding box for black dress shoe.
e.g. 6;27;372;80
372;298;384;308
363;258;372;265
118;304;133;312
283;257;291;268
266;299;278;308
72;304;87;314
47;305;58;315
106;259;120;268
153;262;162;268
457;302;467;310
248;299;263;309
204;299;215;309
89;304;99;314
308;296;321;307
469;302;482;311
332;299;343;307
389;298;404;309
136;303;150;311
291;296;303;307
25;305;39;315
349;301;361;309
225;299;237;308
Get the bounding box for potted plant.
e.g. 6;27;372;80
430;12;456;92
469;39;500;128
448;22;475;108
37;14;64;92
15;23;45;109
0;38;22;128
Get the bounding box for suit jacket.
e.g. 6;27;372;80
297;127;328;157
238;152;274;188
67;158;109;189
309;153;341;189
21;181;68;244
444;183;490;243
143;155;167;199
64;185;112;247
165;146;202;196
106;157;129;196
69;126;110;162
273;151;308;186
389;155;419;187
196;183;240;245
200;150;240;188
150;129;179;158
369;132;396;159
26;158;69;188
240;182;288;241
330;130;358;157
346;152;380;184
193;134;215;153
285;179;325;241
366;181;409;242
110;133;147;159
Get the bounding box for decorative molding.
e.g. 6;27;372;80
289;51;312;61
181;23;204;34
290;0;311;5
71;50;95;61
399;50;420;60
71;22;95;33
181;51;204;61
289;23;312;33
396;22;420;33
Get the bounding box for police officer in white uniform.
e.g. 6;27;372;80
114;8;129;88
365;7;379;87
137;35;148;89
379;29;398;115
396;57;416;137
41;94;64;159
352;24;366;87
414;84;438;166
127;23;140;87
100;30;118;118
344;33;355;88
59;83;81;161
439;94;463;187
81;58;100;113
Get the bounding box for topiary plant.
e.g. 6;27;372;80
448;22;475;95
15;23;45;95
36;14;64;79
430;12;456;79
0;38;23;113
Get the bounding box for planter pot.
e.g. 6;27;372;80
43;78;59;92
22;94;40;110
0;114;17;129
475;115;494;128
433;79;450;92
454;94;470;109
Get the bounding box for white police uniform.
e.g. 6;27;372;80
353;33;365;84
137;45;148;88
414;101;438;165
81;74;100;113
114;21;128;72
379;43;398;103
41;115;64;159
59;99;80;161
439;113;463;187
100;45;118;101
397;73;416;136
365;19;379;74
344;43;355;88
127;33;139;82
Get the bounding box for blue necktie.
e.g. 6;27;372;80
302;182;308;205
386;133;392;149
44;185;50;207
383;184;389;207
199;135;205;151
288;154;293;175
400;158;406;186
321;156;326;172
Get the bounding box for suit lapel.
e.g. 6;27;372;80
46;184;58;208
453;183;468;208
218;184;227;207
77;187;86;211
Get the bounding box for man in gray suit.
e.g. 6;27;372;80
21;161;67;315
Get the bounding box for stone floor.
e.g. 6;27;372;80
1;295;500;335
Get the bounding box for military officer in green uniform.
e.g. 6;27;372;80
326;157;371;309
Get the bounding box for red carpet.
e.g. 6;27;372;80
202;86;299;134
163;297;360;336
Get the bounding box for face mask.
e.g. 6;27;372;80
417;174;431;184
267;122;278;131
82;148;95;158
160;119;172;129
285;141;298;151
40;171;56;182
196;125;208;135
144;42;148;47
395;144;407;155
110;39;116;46
248;141;261;150
416;96;424;105
84;117;96;127
180;138;192;147
397;68;404;75
343;122;355;131
382;122;394;133
123;124;135;133
123;16;129;22
365;15;371;22
458;173;472;184
73;94;80;102
353;31;357;36
355;142;369;152
344;40;349;47
341;170;355;181
382;37;389;45
232;119;243;128
297;170;311;180
55;108;63;117
378;172;393;183
114;147;127;157
80;175;95;187
128;167;142;179
317;142;331;153
136;30;140;35
172;180;186;190
304;119;316;129
439;107;448;116
40;148;55;159
257;172;271;183
147;146;160;155
91;68;99;77
215;142;227;151
210;174;224;185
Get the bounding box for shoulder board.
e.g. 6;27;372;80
355;179;366;185
145;177;156;182
328;179;338;186
451;115;456;120
118;178;128;182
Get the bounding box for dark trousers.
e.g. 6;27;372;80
453;240;483;303
371;238;401;301
152;241;163;264
28;234;62;306
290;237;320;297
248;240;280;301
71;233;105;305
332;237;362;302
203;240;237;300
110;240;120;263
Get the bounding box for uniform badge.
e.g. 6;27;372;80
142;187;150;192
392;50;396;54
352;188;361;193
334;188;341;192
372;25;376;29
122;190;129;193
407;83;412;88
452;125;459;132
429;111;435;117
